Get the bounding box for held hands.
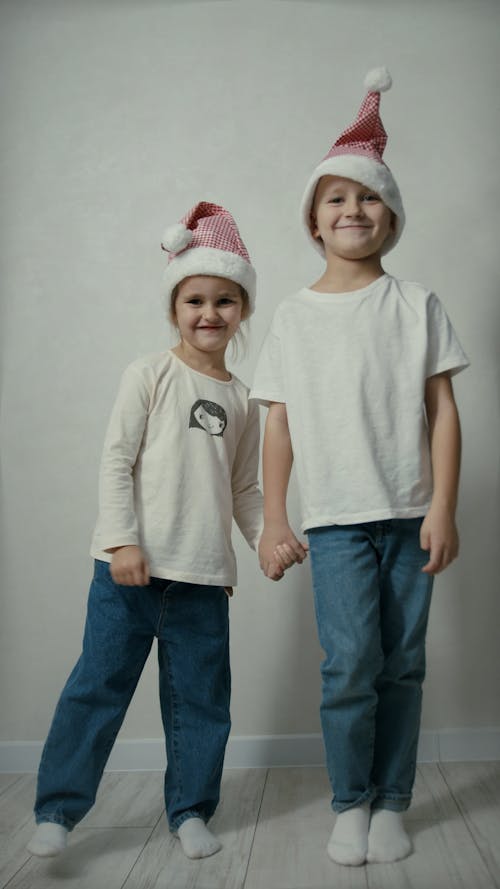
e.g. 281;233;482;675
259;520;309;582
110;545;150;586
420;505;459;575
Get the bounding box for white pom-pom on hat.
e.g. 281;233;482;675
161;223;193;253
364;66;392;93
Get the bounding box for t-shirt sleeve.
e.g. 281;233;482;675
93;362;151;551
231;398;264;550
426;293;470;378
249;325;286;405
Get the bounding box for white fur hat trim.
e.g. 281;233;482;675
300;154;405;257
163;246;256;313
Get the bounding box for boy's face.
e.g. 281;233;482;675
310;176;395;261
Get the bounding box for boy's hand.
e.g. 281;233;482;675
259;521;308;581
420;506;459;575
110;545;150;586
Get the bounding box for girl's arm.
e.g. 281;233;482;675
421;372;462;574
95;364;151;585
259;402;308;578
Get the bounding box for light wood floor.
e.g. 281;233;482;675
1;762;499;888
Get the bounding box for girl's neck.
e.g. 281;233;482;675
310;253;386;294
172;342;231;381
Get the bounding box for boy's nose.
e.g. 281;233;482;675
344;199;363;216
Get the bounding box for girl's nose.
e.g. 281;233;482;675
203;304;219;321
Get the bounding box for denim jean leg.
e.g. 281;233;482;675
34;561;155;829
308;525;384;813
157;582;231;831
372;519;433;811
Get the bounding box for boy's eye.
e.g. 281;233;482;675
328;197;343;204
362;193;379;202
218;297;236;306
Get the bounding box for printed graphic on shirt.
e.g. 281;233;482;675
189;399;228;437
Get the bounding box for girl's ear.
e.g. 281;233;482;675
310;211;320;239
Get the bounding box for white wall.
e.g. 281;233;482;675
1;0;499;761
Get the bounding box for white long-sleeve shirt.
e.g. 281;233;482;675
91;350;263;586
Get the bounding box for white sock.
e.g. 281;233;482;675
367;809;412;863
27;822;68;857
176;817;221;859
327;803;370;866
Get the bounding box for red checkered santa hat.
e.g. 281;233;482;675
300;67;405;256
161;201;256;313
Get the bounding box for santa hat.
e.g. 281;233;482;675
300;67;405;256
161;201;256;313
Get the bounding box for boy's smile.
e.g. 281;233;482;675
311;176;394;261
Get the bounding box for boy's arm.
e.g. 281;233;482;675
259;402;308;578
421;372;462;574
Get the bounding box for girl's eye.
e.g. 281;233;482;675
187;298;202;305
218;298;237;306
328;197;343;204
362;194;379;202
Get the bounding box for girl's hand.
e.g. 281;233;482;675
259;522;308;581
420;506;459;575
110;545;150;586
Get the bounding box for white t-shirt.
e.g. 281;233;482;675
250;274;469;531
91;350;263;586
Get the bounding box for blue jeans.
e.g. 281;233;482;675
308;519;433;814
34;560;231;831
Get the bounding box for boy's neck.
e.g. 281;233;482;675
310;253;387;294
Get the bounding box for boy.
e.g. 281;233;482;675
251;68;469;866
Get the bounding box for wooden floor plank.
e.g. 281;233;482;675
0;775;23;797
366;816;496;889
0;821;35;888
407;763;462;821
82;771;165;828
439;761;500;887
122;768;267;889
0;775;36;834
0;763;498;889
6;828;151;889
0;776;38;887
244;767;368;889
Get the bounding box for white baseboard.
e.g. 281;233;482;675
1;729;499;773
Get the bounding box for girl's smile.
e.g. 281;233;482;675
172;275;245;368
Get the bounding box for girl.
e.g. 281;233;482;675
28;201;286;861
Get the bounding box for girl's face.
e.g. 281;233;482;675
172;276;245;359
